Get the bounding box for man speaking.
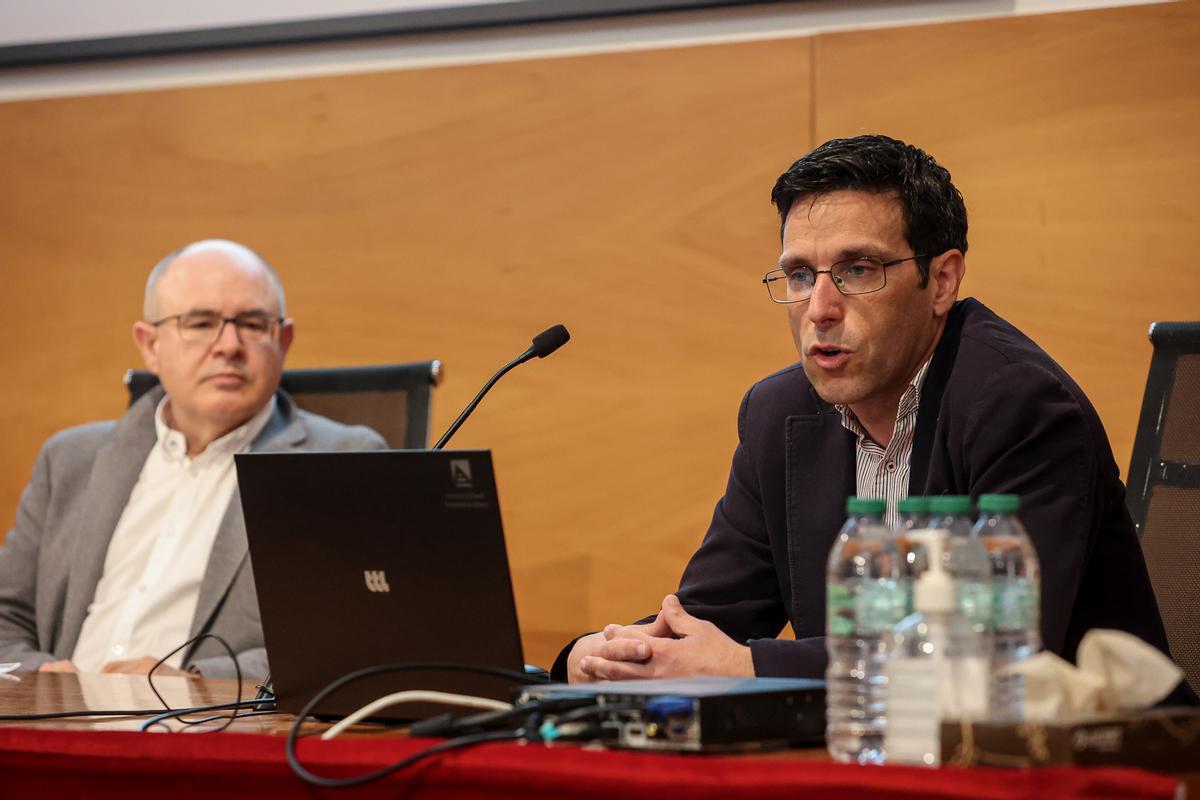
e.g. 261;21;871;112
558;135;1174;686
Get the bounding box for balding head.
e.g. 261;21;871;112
133;238;294;456
144;239;286;321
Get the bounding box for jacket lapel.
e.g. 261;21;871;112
908;300;966;495
187;394;306;641
57;391;161;657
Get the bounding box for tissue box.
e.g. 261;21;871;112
940;708;1200;771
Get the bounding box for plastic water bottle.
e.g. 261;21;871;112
928;495;991;637
825;497;907;764
893;496;931;616
886;530;991;766
972;493;1041;718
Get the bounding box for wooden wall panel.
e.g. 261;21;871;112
2;0;1195;671
0;39;809;667
812;1;1200;473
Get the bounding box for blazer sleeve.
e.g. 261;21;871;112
0;444;59;669
674;387;792;658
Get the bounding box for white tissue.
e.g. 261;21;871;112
998;629;1183;718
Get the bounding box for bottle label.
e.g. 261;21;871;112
857;579;908;635
885;657;942;765
993;577;1038;631
886;654;990;766
828;579;908;637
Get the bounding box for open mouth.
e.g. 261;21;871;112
808;344;851;369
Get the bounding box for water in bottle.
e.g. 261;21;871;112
972;493;1041;718
893;495;931;616
826;497;907;764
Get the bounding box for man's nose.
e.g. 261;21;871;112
806;272;844;324
211;319;244;352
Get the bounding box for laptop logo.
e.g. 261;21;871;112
450;459;473;489
363;570;391;593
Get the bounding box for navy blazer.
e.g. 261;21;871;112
682;298;1170;677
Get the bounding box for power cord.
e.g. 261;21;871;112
144;633;245;733
286;661;540;789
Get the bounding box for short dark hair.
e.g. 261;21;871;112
770;135;968;285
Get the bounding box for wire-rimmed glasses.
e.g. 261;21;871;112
149;311;284;346
762;255;927;304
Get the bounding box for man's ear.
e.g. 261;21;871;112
132;321;160;375
929;249;965;316
277;319;295;358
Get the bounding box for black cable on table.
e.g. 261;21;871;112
285;661;540;789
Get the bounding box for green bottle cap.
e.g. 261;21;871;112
929;494;971;515
978;494;1020;513
845;497;886;516
897;496;930;515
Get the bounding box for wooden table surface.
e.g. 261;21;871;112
0;669;290;734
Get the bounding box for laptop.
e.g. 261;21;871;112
234;449;528;719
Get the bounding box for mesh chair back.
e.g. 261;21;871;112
123;361;442;449
1127;322;1200;696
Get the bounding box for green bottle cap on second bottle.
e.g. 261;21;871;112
978;493;1020;513
897;496;930;515
845;497;886;516
929;494;971;515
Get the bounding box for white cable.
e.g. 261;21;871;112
321;690;512;740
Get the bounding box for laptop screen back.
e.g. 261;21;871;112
235;449;526;718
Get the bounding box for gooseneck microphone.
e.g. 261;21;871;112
431;324;570;450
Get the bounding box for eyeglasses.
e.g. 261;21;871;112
762;255;928;304
149;311;284;346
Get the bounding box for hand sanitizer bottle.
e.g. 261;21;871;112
885;530;991;766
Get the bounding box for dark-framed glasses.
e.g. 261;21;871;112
149;311;284;345
762;255;927;304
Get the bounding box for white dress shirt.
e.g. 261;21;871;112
72;396;275;672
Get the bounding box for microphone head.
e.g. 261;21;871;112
530;324;571;359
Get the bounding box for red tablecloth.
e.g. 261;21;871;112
0;727;1179;799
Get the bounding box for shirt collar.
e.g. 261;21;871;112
154;394;277;463
835;358;932;445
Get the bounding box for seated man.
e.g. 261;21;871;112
0;240;385;679
557;135;1174;687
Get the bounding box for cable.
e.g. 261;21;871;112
172;708;286;731
298;728;524;789
321;691;511;741
286;661;539;788
137;698;270;732
0;708;187;722
408;701;541;738
145;633;243;733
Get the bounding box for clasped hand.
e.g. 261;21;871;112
567;594;753;683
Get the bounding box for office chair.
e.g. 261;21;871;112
1127;322;1200;695
123;361;443;449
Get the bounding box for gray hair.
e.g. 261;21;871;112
143;239;287;320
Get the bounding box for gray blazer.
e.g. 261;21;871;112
0;387;386;679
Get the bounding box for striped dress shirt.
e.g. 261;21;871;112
835;359;931;529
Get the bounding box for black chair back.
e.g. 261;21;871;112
1127;322;1200;695
123;361;443;449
